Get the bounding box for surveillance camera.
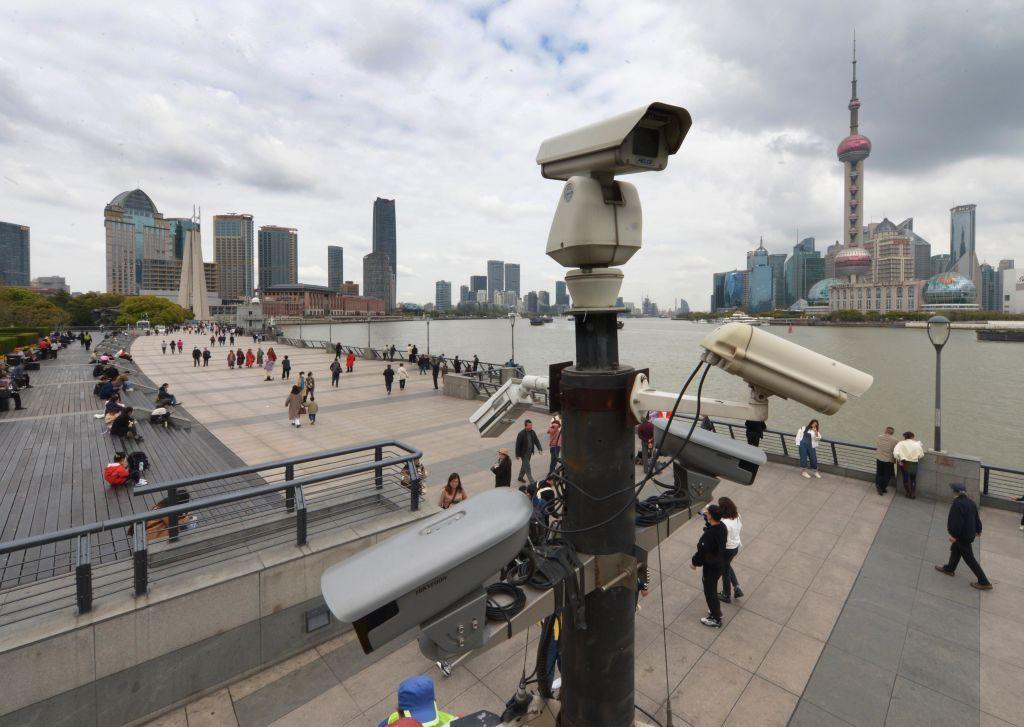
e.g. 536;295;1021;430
320;489;531;655
470;375;548;437
652;418;767;487
536;102;692;181
701;323;873;415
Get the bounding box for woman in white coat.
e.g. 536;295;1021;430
796;419;822;478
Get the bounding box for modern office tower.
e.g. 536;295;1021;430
105;189;171;294
677;299;690;314
524;291;539;313
837;40;871;247
712;271;728;310
504;263;521;296
980;263;1000;311
363;251;395;311
177;216;210;319
470;275;487;295
459;284;471;303
767;253;787;309
257;226;298;291
435;280;452;311
327;246;344;291
784;238;824;306
475;290;488;304
863;219;913;284
949;204;980;293
372;197;397;299
214;213;255;300
746;239;774;313
931;254;952;277
555;280;569;307
996;259;1015;309
0;221;30;286
824;241;842;279
538;290;550;309
487;260;504;299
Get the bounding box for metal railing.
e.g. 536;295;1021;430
0;440;424;626
277;338;519;375
982;464;1024;500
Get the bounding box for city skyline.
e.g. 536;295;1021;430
1;3;1022;307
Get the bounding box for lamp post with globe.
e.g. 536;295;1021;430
507;311;517;365
926;315;951;451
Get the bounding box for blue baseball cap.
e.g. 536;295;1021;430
950;482;967;493
397;676;438;724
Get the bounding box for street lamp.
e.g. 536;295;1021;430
508;311;517;365
426;316;431;355
926;315;951;451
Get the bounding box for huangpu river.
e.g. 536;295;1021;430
282;318;1024;469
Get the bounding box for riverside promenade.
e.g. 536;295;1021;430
128;333;1024;727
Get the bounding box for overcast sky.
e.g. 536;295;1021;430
2;1;1021;308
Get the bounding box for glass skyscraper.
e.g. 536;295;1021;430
0;221;30;287
504;263;520;296
214;213;255;300
555;280;569;307
784;237;825;306
435;280;452;310
363;251;395;311
372;198;397;300
258;226;298;291
328;246;344;291
105;189;171;295
950;204;976;265
746;242;773;313
487;260;504;300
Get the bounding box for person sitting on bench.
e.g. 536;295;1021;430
0;369;26;410
109;407;144;442
104;453;143;486
155;384;179;407
9;361;30;389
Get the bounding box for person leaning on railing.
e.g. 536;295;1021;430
893;432;925;499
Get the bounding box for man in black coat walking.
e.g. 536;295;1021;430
515;420;543;485
935;482;992;589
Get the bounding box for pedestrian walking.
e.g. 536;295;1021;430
202;348;210;366
716;497;744;603
515;420;543;485
256;347;264;366
177;339;183;353
744;419;767;447
383;364;395;395
547;416;562;472
397;363;408;390
192;347;201;367
935;483;993;590
330;358;342;387
297;371;306;393
227;350;236;369
306;396;318;425
229;334;235;346
280;355;291;379
346;351;355;373
874;426;898;495
236;348;244;369
690;503;728;628
161;340;167;355
796;419;821;478
335;342;342;359
439;473;469;509
263;355;275;381
285;385;304;427
245;349;255;368
491;448;512;488
431;358;441;389
893;431;925;498
305;373;315;401
169;338;176;354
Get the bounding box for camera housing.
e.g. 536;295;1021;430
652;418;767;487
320;489;531;655
700;323;874;415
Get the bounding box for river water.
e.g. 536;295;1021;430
282;318;1024;468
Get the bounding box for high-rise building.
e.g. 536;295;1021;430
712;271;728;311
327;246;344;291
784;238;824;306
677;299;691;314
258;226;298;291
363;251;395;311
555;280;570;308
768;253;787;309
524;291;539;313
487;260;504;299
824;241;843;279
980;263;1000;311
177;216;210;319
105;189;171;295
996;259;1015;310
459;284;471;303
538;290;550;309
864;219;913;284
213;213;255;300
837;40;871;248
504;263;521;296
470;275;487;295
372;197;397;300
948;204;980;295
746;238;774;313
931;254;952;277
0;221;30;287
435;280;452;311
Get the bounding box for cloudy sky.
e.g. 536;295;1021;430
2;1;1021;308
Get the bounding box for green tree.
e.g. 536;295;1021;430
116;295;189;326
0;287;68;328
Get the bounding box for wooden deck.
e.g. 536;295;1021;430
0;340;251;592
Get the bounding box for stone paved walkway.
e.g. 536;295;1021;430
132;333;1024;727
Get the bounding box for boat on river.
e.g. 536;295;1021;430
529;317;544;326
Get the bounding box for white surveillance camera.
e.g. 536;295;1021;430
469;375;548;437
320;489;531;655
536;102;692;181
652;419;767;486
701;323;873;415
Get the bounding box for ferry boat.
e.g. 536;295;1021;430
541;316;554;323
529;317;544;326
712;311;763;326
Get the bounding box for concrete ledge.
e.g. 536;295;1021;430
0;506;433;725
443;373;480;400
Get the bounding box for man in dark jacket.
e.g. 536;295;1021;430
192;347;202;367
690;503;728;627
491;447;512;488
383;364;395;395
935;482;992;589
515;420;543;485
745;419;767;447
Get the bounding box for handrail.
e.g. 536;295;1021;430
0;440;423;555
131;439;420;496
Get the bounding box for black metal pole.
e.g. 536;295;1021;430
934;346;942;451
559;311;636;727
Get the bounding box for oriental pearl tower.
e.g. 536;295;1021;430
835;37;873;282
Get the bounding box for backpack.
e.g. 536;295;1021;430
127;451;149;472
150;408;170;426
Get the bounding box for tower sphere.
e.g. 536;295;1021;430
837;134;872;163
834;246;872;278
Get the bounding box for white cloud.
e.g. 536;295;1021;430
0;0;1021;309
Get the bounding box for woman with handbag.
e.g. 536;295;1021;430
285;385;305;427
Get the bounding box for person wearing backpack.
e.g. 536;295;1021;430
330;358;342;387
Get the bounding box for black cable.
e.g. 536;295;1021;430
486;582;526;639
635;703;665;727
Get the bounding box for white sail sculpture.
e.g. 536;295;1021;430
177;211;210;320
